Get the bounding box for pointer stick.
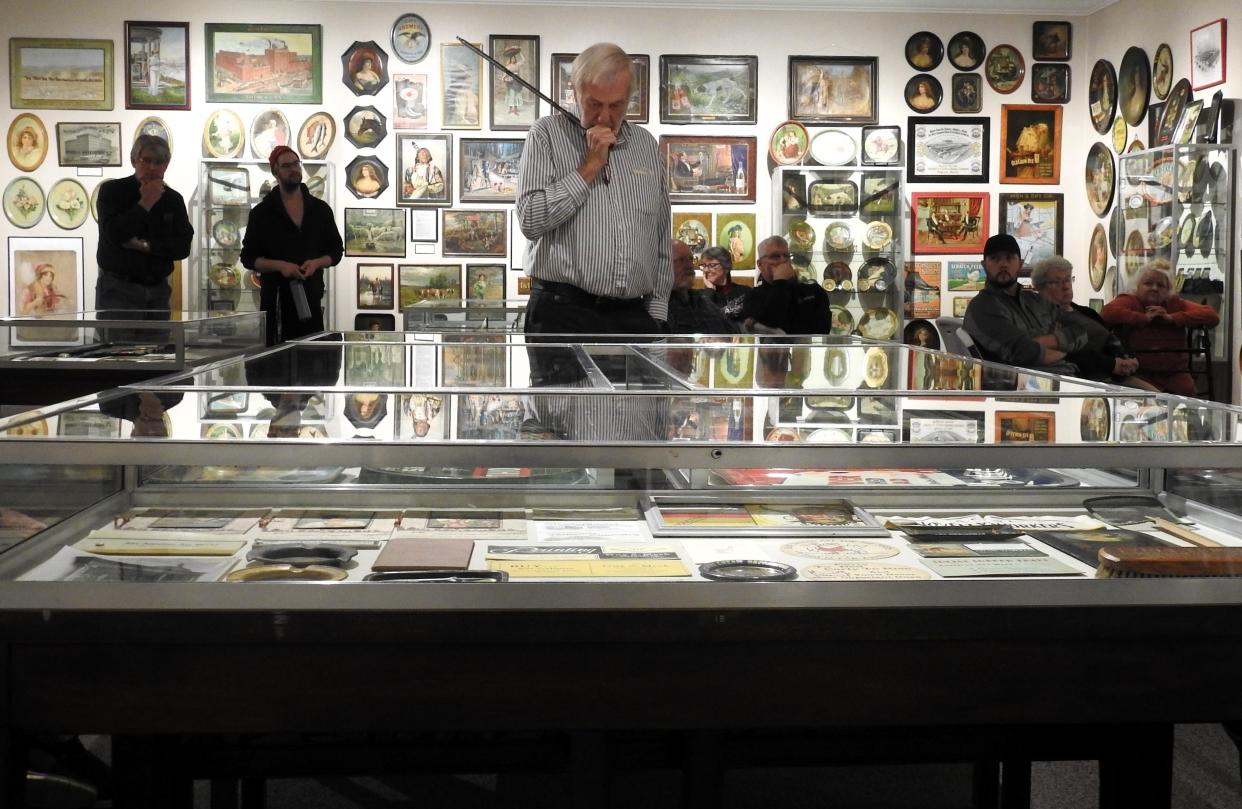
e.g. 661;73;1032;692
455;36;610;183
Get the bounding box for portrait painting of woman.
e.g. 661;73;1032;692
7;114;49;172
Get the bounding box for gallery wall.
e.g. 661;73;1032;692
0;0;1235;371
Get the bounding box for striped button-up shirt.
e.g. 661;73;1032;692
516;114;672;322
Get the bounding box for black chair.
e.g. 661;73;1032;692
1118;325;1215;400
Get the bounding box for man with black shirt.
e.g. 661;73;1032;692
240;145;343;344
736;235;829;334
95;135;193;322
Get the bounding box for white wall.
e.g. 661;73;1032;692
0;1;1234;377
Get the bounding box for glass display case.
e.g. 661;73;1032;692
1116;143;1235;372
1;334;1241;808
772;165;904;342
194;159;333;316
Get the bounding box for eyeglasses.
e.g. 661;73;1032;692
761;251;793;262
135;156;169;166
700;262;724;270
276;160;302;170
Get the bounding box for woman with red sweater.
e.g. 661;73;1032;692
1100;264;1219;396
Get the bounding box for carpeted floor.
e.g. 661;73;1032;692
184;723;1240;808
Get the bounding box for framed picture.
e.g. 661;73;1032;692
344;208;406;257
10;38;114;110
1191;19;1226;90
392;74;429;129
860;175;899;214
204;24;322;104
459;138;523;202
951;73;982;113
8;236;85;345
641;495;885;538
54;123;121;168
906;117;989;183
1031;64;1070;104
344;155;390;200
442;210;507;257
124;22;189;110
202;110;244;159
660;55;757;125
985;45;1025;94
787;56;877;124
4;177;45;230
410;210;438;243
549;53;649;121
396;133;451;207
905;75;943;114
995;411;1055;443
948;32;986;71
1033;21;1072;61
489;35;539;130
356;264;395;310
1175;99;1203;144
659;135;757;204
716;214;756;271
999;104;1062;184
1117;47;1150;127
7;113;49;172
135;116;172;151
947;261;985;291
861;126;902;166
910;192;989;255
1085;142;1115;217
344;105;387;149
441;42;483;129
1152;43;1174;100
1089;59;1118;135
342;40;389;96
906;32;944;71
466;263;506;301
904;410;984;444
355;313;396;332
399;264;462;306
249;109;291;161
672;212;712;265
390;13;431;65
998;193;1064;268
444;339;507;388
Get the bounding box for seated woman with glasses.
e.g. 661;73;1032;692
1031;256;1155;389
699;246;747;309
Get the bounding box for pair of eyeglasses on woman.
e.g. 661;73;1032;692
700;262;724;270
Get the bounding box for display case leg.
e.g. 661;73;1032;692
999;759;1031;809
682;729;724;809
972;759;1000;809
569;731;609;809
1098;724;1173;809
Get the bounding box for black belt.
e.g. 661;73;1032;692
530;279;647;312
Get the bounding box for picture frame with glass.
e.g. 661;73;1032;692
395;133;452;207
659;55;757;125
124;21;190;110
787;56;877;124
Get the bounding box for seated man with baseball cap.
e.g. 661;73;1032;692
963;233;1088;377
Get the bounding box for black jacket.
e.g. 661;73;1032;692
239;184;343;302
738;279;830;335
96;175;193;285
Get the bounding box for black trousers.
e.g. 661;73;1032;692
523;283;660;386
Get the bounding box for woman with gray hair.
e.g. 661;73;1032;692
1031;256;1151;388
1100;262;1219;395
699;246;746;308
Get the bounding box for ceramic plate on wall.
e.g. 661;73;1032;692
770;120;809;165
47;178;89;230
809;129;856;166
3;177;44;229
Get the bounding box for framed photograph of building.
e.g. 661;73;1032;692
489;35;539;130
659;135;756;204
344;208;406;257
998;193;1064;268
907;117;989;183
7;236;85;345
1190;18;1226;90
458;138;522;203
54;123;121;168
787;56;877;124
356;263;395;310
999;104;1062;184
10;38;114;110
910;192;989;255
442;210;507;257
396;133;451;207
204;24;322;104
660;55;757;125
441;42;483;129
125;22;189;110
399;264;462;306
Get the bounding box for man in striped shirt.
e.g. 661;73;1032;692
516;42;672;386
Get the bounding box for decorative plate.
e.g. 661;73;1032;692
1088;59;1118;135
1152;43;1173;100
857;309;899;341
1111;116;1128;152
297;112;336;160
250;109;292;161
1148;216;1175;249
1155;78;1190;146
1123;230;1146;277
906;31;945;71
89;183;100;221
861;126;901;165
1085;142;1114;217
248;271;262;290
985;44;1025;94
948;31;986;71
785;218;815;253
904;74;943;114
212;219;240;248
769;120;809;165
862;347;891;388
210;263;241;289
2;177;44;229
808;129;856;166
7;112;49;172
390;13;431;64
1196;209;1215;257
134;116;172;152
822;261;853;292
1088;223;1107;291
1080;398;1110;442
823;348;851;385
1179;213;1197;256
862;221;893;251
807;428;852;444
829;306;855;336
202;109;245;159
1117;46;1151;127
47;178;89;230
824;221;854;252
857;257;896;292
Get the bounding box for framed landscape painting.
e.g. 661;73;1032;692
344;208;406;257
442;210;507;257
204;24;322;104
10;39;114;110
125;21;190;110
660;55;757;125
